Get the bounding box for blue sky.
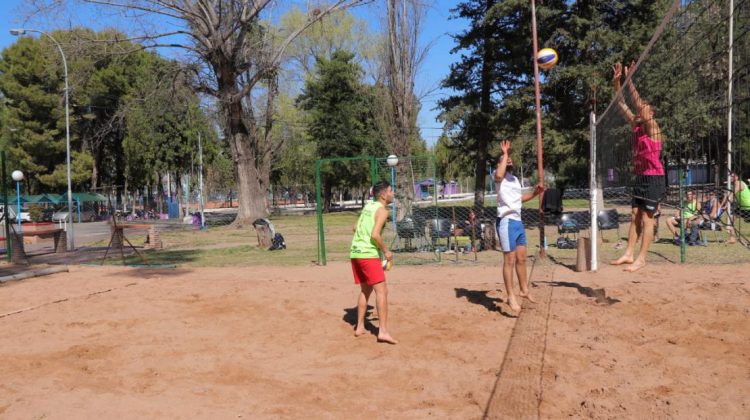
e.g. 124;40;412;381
0;0;468;145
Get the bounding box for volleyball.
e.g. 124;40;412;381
537;48;559;70
382;259;393;271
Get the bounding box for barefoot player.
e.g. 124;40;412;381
350;181;397;344
495;140;544;312
610;61;666;272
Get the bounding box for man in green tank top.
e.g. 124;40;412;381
718;172;750;244
350;181;397;344
666;190;701;244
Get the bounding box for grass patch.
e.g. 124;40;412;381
98;210;749;267
437;197;589;209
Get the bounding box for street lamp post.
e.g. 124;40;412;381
386;155;398;236
198;130;206;229
11;170;23;233
10;28;74;250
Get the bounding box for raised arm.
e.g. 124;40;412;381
613;62;636;126
494;140;511;182
624;60;662;141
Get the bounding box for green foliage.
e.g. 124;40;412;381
297;50;381;208
281;7;376;77
38;150;94;188
0;28;218;194
27;203;43;222
439;0;668;192
0;36;66;191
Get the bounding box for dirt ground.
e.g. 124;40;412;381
0;261;748;419
539;262;750;419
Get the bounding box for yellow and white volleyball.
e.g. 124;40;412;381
382;259;393;271
537;48;559;70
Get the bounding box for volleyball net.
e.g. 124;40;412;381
591;0;750;264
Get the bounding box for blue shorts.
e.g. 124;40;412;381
496;217;527;252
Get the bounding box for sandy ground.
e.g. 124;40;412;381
539;262;750;419
0;263;515;419
0;260;748;419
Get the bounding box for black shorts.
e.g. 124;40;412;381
631;175;665;213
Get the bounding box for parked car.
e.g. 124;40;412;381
0;206;31;223
52;207;98;222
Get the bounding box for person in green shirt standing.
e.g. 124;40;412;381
350;181;397;344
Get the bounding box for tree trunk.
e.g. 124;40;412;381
175;172;184;218
234;156;268;226
220;84;269;226
474;0;496;210
91;158;99;191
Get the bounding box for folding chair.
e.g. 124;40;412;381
542;188;563;225
557;214;580;240
597;209;621;245
396;214;428;251
428;218;453;251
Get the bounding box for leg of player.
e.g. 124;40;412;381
515;245;536;303
355;283;373;337
373;282;397;344
626;209;654;272
503;250;521;312
611;207;639;265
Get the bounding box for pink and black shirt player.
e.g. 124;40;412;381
610;60;667;272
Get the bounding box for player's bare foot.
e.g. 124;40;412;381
624;260;646;272
610;255;634;265
354;327;367;337
508;295;521;312
377;333;398;344
519;291;537;303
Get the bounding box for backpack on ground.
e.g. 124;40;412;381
269;233;286;251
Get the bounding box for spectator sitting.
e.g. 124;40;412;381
700;191;722;230
462;209;482;237
665;190;702;245
716;172;750;244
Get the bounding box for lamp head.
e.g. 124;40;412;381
386;155;398;167
11;170;24;182
10;29;27;36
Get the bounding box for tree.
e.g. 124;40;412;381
270;6;376;199
438;0;509;210
29;0;368;225
439;0;666;204
297;50;380;211
382;0;427;159
0;33;94;193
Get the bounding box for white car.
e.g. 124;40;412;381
52;207;97;222
0;206;31;223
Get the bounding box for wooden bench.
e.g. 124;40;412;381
115;223;162;249
21;228;67;253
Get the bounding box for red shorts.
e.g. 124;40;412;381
351;258;385;286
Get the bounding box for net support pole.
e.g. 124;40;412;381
315;160;326;265
727;0;734;189
530;0;546;258
589;112;598;271
2;151;10;263
679;167;686;263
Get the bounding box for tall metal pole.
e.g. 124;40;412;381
530;0;546;257
1;152;10;262
589;112;598;272
727;0;734;190
198;131;206;229
390;166;397;235
11;29;75;250
16;181;21;233
315;160;326;265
